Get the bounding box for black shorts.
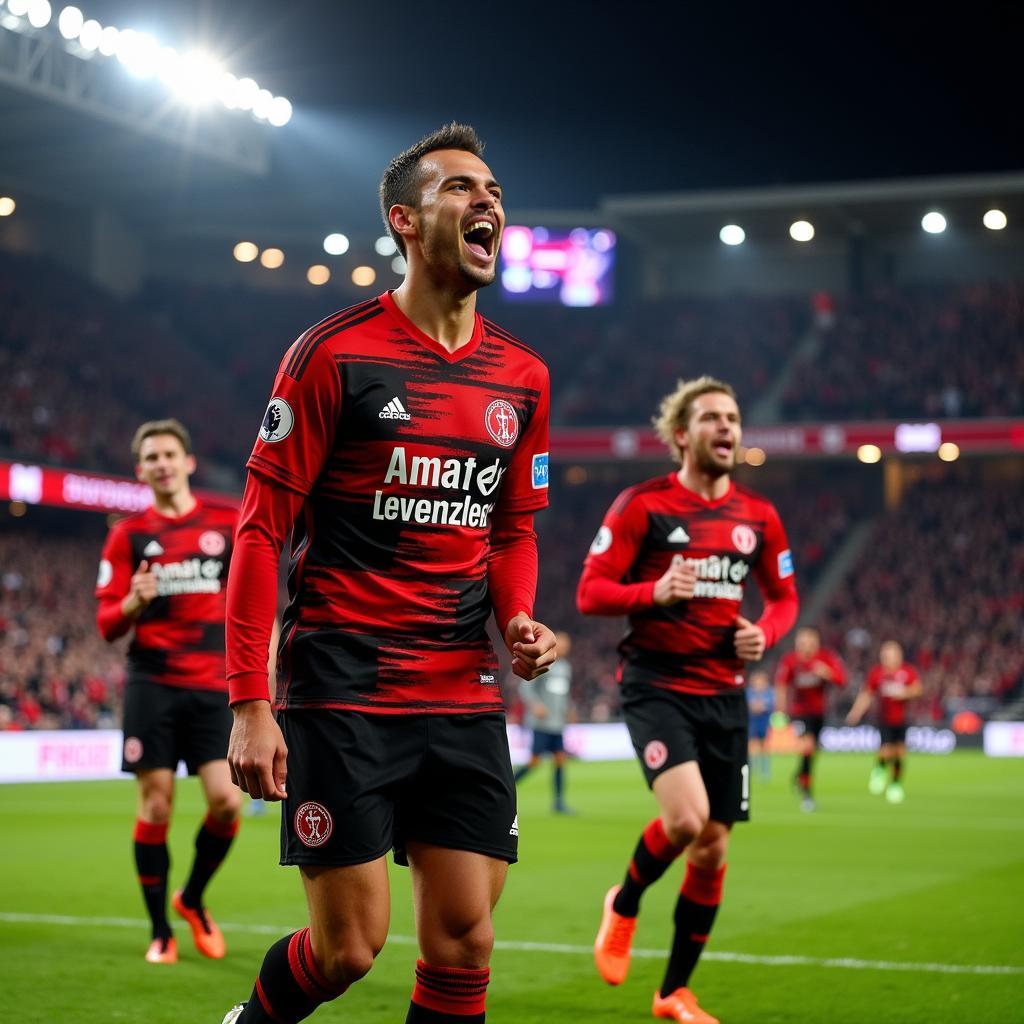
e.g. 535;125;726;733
278;709;518;868
531;730;565;756
121;680;232;775
880;724;908;745
621;681;750;822
791;715;824;742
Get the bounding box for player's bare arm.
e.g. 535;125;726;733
228;699;288;801
121;559;158;619
652;555;698;606
505;613;557;680
846;689;873;725
733;615;767;662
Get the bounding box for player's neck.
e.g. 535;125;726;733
152;488;197;518
391;276;478;353
676;464;731;501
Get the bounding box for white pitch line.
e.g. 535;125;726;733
1;912;1021;977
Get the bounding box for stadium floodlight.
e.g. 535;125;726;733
234;77;259;111
77;17;100;50
719;224;745;246
0;197;16;216
57;5;82;38
938;442;960;462
98;24;119;56
233;241;259;263
375;235;398;256
116;29;158;78
983;209;1007;231
856;444;882;464
260;247;284;269
921;211;947;234
352;266;376;287
171;51;223;104
8;0;30;16
391;255;407;275
219;72;240;108
252;88;274;120
323;232;350;255
268;96;292;127
26;0;51;27
789;220;814;242
307;265;330;286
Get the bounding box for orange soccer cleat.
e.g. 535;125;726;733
172;889;227;959
652;986;720;1024
594;885;637;985
144;936;178;964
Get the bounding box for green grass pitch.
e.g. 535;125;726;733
2;751;1022;1023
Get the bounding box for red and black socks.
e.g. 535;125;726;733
660;862;726;996
406;960;490;1023
613;818;686;917
133;819;171;940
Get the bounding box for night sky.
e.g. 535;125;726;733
56;1;1024;230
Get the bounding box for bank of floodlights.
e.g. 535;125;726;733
0;3;293;127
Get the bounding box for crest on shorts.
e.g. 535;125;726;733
485;399;519;448
294;801;333;848
643;740;668;770
731;524;757;555
124;736;144;763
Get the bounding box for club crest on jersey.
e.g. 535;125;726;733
199;531;226;556
260;397;294;443
731;524;758;555
644;740;668;770
294;801;333;848
485;399;519;448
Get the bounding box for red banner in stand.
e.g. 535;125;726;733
0;460;238;514
549;418;1024;461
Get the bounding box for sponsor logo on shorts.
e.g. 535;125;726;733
260;397;294;443
644;740;668;770
123;736;143;763
531;452;549;489
509;814;519;837
732;524;758;554
294;801;333;848
198;531;226;556
485;399;519;448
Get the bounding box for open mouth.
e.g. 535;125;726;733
462;218;495;260
712;439;734;459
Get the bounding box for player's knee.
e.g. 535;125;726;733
208;790;242;823
450;920;495;968
141;792;172;824
662;810;706;847
322;942;379;986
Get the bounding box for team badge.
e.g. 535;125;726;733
644;740;668;770
731;524;757;554
485;399;519;448
294;801;333;848
123;737;143;763
589;526;612;555
260;397;294;443
198;531;226;556
96;559;113;588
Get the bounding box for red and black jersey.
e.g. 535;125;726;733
229;291;549;714
95;500;237;691
578;475;798;696
775;648;847;717
866;663;920;726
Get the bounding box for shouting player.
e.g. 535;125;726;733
774;626;846;810
96;419;241;964
846;639;922;803
578;376;798;1024
221;124;555;1024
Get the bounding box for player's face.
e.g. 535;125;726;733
880;641;903;670
135;434;195;498
676;392;742;477
795;628;820;658
410;149;504;291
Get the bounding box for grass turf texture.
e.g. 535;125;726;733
1;751;1021;1024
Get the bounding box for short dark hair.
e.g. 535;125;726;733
131;418;192;462
379;122;486;257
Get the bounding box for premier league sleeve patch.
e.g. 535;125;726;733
260;397;294;443
778;549;794;579
531;452;549;489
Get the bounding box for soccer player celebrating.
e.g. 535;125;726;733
221;124;555;1024
846;640;922;803
774;626;846;810
95;419;241;965
578;377;798;1024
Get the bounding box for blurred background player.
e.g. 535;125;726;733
846;640;922;804
774;626;846;811
745;669;773;781
514;630;576;814
578;376;798;1024
95;420;241;964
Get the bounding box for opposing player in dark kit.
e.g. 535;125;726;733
96;419;241;964
221;124;555;1024
578;377;798;1024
